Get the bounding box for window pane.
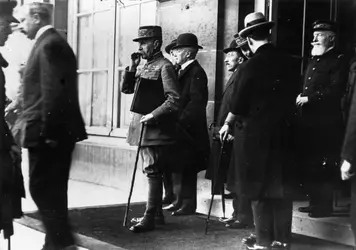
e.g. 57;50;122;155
93;11;111;68
140;1;157;25
92;71;108;126
78;73;92;125
77;16;92;70
79;0;93;13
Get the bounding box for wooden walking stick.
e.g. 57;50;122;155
205;138;226;234
221;183;226;219
123;123;145;227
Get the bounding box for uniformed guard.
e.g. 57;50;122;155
296;20;349;218
121;25;181;233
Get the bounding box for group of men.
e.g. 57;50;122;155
122;10;356;250
0;1;86;250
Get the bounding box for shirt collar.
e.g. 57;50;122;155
35;25;53;41
180;59;195;71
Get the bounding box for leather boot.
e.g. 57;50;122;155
130;176;163;233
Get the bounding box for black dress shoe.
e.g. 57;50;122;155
171;208;195;216
308;209;332;218
130;215;165;225
270;241;290;249
298;206;314;213
246;243;270;250
163;204;179;212
129;216;155;233
226;220;254;229
242;233;257;246
219;216;237;224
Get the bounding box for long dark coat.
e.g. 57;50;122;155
298;49;348;180
121;52;181;147
21;28;87;148
0;54;25;239
205;69;239;187
173;60;210;173
228;44;300;200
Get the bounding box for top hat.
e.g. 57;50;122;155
239;12;274;38
165;39;177;54
0;1;19;23
133;25;162;42
171;33;203;50
312;20;337;33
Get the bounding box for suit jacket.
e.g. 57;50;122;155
21;28;87;148
229;43;300;199
121;51;180;146
176;60;210;171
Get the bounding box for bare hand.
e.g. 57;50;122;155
296;94;308;106
341;160;354;180
45;139;58;148
140;113;154;123
130;52;141;70
219;124;231;143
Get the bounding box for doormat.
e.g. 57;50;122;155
19;204;252;250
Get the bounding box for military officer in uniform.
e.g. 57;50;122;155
296;20;348;218
121;26;180;233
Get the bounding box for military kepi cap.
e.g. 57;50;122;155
312;20;337;33
0;1;19;23
133;25;162;42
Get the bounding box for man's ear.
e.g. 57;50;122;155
329;35;335;43
32;13;41;25
153;40;160;50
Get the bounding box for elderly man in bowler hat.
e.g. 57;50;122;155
206;35;254;229
220;12;299;249
0;0;25;242
121;25;181;233
296;20;348;218
162;33;210;216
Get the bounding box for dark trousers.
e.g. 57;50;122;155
305;182;333;210
232;194;253;224
172;169;197;211
252;199;293;246
28;142;75;249
350;178;356;246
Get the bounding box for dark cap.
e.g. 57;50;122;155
133;25;162;42
165;39;177;54
171;33;203;50
312;20;337;33
0;1;19;23
223;40;240;54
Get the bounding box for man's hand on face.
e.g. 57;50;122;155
296;94;308;106
341;160;354;180
130;52;141;71
140;113;154;123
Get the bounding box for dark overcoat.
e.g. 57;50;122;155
0;54;25;239
205;69;239;186
228;44;300;200
21;28;87;148
174;60;210;173
121;52;180;147
298;49;348;178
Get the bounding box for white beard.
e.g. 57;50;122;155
311;45;327;56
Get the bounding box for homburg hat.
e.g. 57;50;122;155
239;12;274;38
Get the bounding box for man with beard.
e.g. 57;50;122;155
18;2;87;249
296;20;348;218
220;12;299;249
163;33;210;216
206;35;254;229
121;26;180;233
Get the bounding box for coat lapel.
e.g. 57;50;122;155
222;70;238;96
178;60;198;80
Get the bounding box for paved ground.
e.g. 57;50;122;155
5;149;353;250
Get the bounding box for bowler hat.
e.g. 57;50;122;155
0;1;19;23
171;33;203;50
239;12;274;38
165;39;177;54
312;20;337;33
223;40;240;54
133;25;162;42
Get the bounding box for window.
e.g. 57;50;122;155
68;0;157;137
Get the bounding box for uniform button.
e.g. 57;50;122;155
317;58;320;62
305;87;308;89
312;68;316;71
308;77;311;80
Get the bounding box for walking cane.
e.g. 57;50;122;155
123;123;145;227
221;183;226;219
8;237;10;250
205;138;226;235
